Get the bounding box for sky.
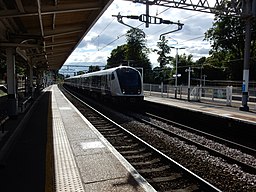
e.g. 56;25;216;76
59;0;215;75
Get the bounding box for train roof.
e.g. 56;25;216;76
65;66;137;80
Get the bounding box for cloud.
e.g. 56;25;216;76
61;0;214;74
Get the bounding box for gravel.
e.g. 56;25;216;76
109;110;256;192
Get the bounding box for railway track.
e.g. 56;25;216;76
124;111;256;174
60;86;221;192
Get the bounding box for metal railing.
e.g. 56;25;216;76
143;83;256;108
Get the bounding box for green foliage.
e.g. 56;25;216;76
154;36;172;68
169;53;195;85
125;28;151;69
205;15;256;80
152;66;173;84
106;44;127;67
107;28;152;82
77;71;85;75
88;65;101;73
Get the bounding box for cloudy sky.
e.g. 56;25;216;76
59;0;215;75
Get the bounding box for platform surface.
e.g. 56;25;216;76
144;95;256;125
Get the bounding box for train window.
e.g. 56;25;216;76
116;68;140;85
116;68;142;94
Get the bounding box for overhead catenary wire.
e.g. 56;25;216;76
152;12;205;39
98;18;115;36
97;5;211;50
180;35;205;43
98;21;144;51
98;34;126;51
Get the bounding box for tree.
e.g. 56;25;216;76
88;65;100;73
169;53;195;85
154;36;172;68
107;28;152;82
106;44;127;68
77;71;85;75
205;15;256;80
152;66;173;84
151;36;174;83
125;28;151;69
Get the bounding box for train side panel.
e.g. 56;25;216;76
64;66;144;102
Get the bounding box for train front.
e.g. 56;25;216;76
115;67;144;102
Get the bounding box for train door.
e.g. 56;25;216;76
107;74;112;95
110;71;121;96
100;75;106;95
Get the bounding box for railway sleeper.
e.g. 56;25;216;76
97;127;117;131
110;137;133;142
138;165;171;173
119;148;147;154
99;129;121;134
132;158;161;166
116;146;144;152
102;133;125;137
147;173;182;183
114;143;139;149
124;152;152;160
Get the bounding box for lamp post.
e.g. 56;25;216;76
170;46;185;98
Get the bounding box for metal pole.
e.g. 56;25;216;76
188;67;191;101
6;48;18;116
186;67;193;101
146;0;149;28
199;65;203;100
175;48;178;98
203;75;206;86
240;0;252;111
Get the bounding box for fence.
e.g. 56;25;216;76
143;83;256;107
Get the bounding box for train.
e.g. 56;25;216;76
64;66;144;103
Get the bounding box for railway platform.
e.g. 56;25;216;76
144;95;256;126
0;85;153;192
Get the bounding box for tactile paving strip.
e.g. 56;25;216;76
52;90;85;192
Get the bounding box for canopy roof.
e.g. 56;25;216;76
0;0;113;70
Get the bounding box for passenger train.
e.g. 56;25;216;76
64;66;144;102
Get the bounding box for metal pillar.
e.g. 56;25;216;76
240;0;253;111
29;64;35;98
6;48;18;116
186;67;193;101
174;48;178;98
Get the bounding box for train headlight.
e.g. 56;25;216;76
122;90;125;94
138;89;141;94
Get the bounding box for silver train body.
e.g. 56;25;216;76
64;66;144;102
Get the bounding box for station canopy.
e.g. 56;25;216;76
0;0;113;71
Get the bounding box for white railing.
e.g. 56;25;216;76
143;83;256;107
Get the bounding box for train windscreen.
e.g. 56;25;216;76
116;68;142;94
